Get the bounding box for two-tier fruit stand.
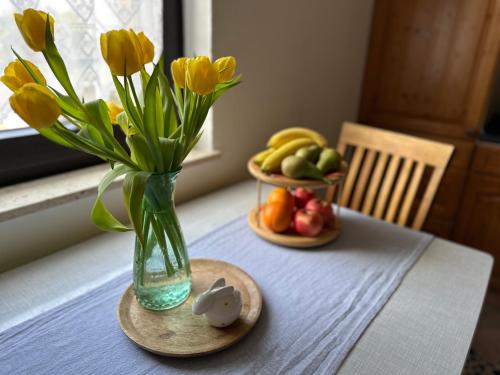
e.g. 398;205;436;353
247;157;348;248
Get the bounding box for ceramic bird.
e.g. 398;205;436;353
192;278;242;327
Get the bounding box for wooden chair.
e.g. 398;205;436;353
335;122;454;230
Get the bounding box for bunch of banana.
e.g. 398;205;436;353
267;127;328;149
253;127;329;173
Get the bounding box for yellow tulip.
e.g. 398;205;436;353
137;32;154;65
100;29;144;76
9;83;61;129
107;101;124;124
214;56;236;82
14;9;55;52
0;59;46;91
186;56;218;95
170;57;188;88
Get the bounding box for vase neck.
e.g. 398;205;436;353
143;171;180;213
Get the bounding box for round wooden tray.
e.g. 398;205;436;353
247;207;340;248
117;258;262;357
247;157;348;188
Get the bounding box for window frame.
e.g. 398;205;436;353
0;0;183;187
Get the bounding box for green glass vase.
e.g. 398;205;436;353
133;171;191;310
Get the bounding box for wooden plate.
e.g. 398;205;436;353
247;207;340;248
117;258;262;357
247;157;348;188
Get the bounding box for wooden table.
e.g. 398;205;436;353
0;180;493;374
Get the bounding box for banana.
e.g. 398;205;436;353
261;138;316;172
267;127;328;149
253;148;275;166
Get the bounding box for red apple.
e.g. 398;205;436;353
305;198;334;227
294;187;315;208
294;209;324;237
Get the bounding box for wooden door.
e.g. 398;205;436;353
360;0;500;139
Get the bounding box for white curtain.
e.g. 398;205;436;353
0;0;163;130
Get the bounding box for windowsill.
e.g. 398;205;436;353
0;149;221;223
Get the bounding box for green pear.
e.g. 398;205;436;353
295;145;321;163
281;155;328;182
317;148;341;174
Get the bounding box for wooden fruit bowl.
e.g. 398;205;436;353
247;157;348;188
246;156;347;248
247;207;340;248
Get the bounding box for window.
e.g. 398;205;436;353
0;0;182;186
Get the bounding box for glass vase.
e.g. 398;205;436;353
133;170;191;310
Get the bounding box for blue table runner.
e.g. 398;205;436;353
0;209;432;374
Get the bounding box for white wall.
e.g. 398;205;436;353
178;0;374;195
0;0;374;270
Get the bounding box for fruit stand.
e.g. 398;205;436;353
247;157;348;248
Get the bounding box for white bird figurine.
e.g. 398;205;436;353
192;278;242;328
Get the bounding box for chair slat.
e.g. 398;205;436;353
374;155;400;219
362;152;389;215
351;149;376;210
385;158;413;223
341;146;365;206
398;161;425;226
412;167;445;229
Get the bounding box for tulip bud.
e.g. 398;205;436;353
14;9;55;52
107;101;124;124
100;29;144;76
186;56;218;95
170;57;188;88
0;59;46;91
137;32;154;65
9;83;61;129
214;56;236;83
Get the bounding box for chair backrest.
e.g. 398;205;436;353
336;122;454;230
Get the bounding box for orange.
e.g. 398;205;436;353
266;187;295;211
262;202;293;233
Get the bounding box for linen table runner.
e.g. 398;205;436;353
0;209;433;374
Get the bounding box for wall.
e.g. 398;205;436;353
0;0;374;270
178;0;375;196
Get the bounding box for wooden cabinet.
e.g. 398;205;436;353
360;0;500;139
359;0;500;248
454;143;500;287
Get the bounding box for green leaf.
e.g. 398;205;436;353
84;99;130;160
140;68;150;96
144;62;161;138
42;14;80;104
39;127;74;148
159;137;175;171
11;48;44;84
91;164;131;232
143;63;164;170
171;135;186;169
52;90;87;122
52;125;111;160
113;76;143;131
116;111;130;135
78;124;105;147
84;99;113;136
155;89;164;137
123;171;150;248
52;124;133;167
213;75;242;102
157;66;178;137
126;134;155;171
